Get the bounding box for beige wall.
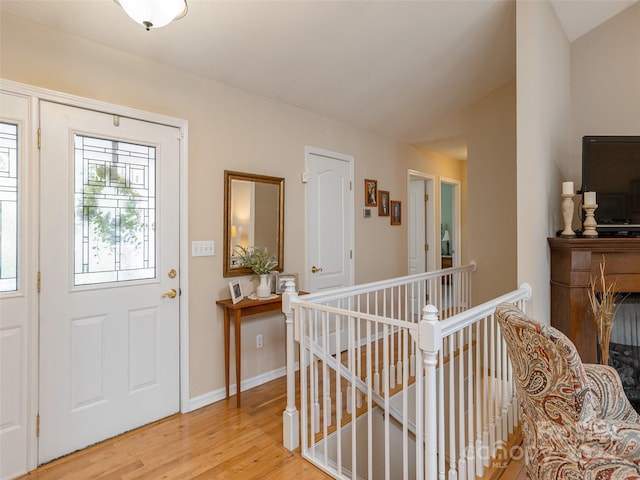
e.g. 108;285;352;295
464;81;517;304
1;13;473;401
571;2;640;174
415;80;518;304
516;0;571;320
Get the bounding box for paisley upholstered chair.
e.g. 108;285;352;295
496;302;640;479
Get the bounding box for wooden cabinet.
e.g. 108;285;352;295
548;237;640;363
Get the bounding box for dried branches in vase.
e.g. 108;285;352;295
588;257;625;365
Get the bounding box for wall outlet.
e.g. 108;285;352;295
256;334;263;349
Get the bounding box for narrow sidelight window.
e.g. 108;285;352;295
0;122;18;292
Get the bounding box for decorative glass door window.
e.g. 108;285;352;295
74;134;156;286
0;121;18;293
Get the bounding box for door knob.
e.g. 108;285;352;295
311;266;324;273
161;288;177;299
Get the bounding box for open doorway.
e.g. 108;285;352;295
439;178;460;267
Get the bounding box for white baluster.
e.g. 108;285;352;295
419;304;440;480
457;330;466;480
448;334;457;479
314;359;320;433
282;284;299;450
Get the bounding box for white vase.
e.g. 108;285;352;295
256;274;271;298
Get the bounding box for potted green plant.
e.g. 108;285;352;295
233;246;277;298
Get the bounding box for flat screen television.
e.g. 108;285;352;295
582;135;640;235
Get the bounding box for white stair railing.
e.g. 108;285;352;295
282;264;531;480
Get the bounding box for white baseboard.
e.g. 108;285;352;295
188;362;299;412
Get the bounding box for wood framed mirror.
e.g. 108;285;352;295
223;170;285;277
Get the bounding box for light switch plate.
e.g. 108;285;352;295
192;240;214;257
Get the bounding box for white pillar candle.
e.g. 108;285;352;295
584;191;596;205
562;181;574;195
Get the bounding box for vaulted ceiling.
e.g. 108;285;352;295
1;0;636;158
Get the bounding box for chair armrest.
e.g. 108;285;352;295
582;418;640;464
584;363;639;423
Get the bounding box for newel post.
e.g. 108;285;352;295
282;281;299;450
419;304;441;480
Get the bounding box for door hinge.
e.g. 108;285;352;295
350;250;353;259
36;414;40;437
424;244;429;251
349;181;352;191
424;194;429;201
37;128;41;149
37;271;41;293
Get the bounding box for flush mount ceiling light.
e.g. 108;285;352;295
115;0;188;31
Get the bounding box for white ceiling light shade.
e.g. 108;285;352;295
115;0;188;31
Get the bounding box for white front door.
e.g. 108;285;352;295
38;101;181;463
305;148;354;293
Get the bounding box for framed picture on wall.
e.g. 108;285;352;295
378;190;390;216
390;200;402;225
364;179;378;206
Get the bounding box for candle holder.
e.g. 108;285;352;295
582;204;598;238
561;193;576;238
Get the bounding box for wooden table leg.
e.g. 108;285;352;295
234;310;242;407
224;308;230;400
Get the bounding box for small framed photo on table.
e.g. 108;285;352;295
229;280;244;304
276;273;298;294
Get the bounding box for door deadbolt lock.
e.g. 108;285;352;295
311;266;324;273
161;288;177;299
168;269;177;279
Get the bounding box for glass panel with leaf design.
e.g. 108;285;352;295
74;135;156;286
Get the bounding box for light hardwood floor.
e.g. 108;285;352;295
18;374;528;479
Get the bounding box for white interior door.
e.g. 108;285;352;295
305;148;353;354
0;91;32;480
305;148;354;293
407;171;435;275
407;171;435;314
408;178;426;275
38;101;181;463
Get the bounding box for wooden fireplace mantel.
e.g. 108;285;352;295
548;237;640;363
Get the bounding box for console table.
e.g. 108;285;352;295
216;294;285;407
548;237;640;363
